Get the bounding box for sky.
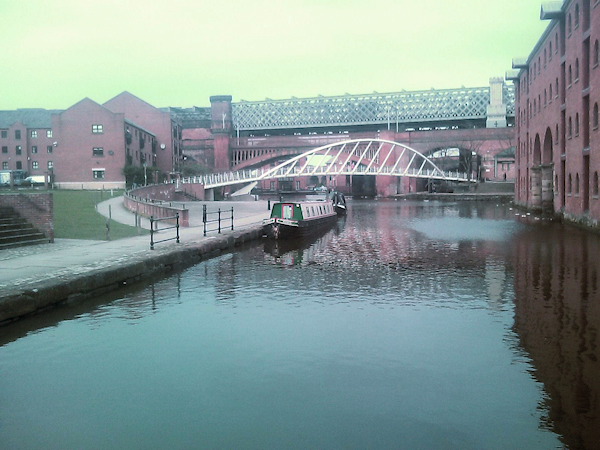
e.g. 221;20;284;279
0;0;549;110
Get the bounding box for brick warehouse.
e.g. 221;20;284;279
510;0;600;224
1;93;183;189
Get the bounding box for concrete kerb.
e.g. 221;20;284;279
0;225;265;326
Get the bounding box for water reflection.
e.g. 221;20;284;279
2;200;599;449
512;224;600;450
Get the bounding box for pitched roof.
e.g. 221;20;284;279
0;109;62;129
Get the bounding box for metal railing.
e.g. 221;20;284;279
149;214;180;250
203;205;234;237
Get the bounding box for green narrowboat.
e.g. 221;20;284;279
263;201;337;239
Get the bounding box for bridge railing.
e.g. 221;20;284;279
178;167;471;189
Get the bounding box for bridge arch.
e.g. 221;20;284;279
256;139;451;183
189;139;473;194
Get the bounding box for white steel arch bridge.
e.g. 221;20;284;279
179;139;474;190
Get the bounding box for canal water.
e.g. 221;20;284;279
1;200;599;449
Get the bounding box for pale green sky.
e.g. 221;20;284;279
0;0;548;110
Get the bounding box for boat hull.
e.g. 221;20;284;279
263;214;337;240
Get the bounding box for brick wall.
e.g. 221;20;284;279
0;193;54;241
124;185;189;227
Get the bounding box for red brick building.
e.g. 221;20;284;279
511;0;600;225
0;109;60;179
1;93;183;189
51;98;154;189
103;92;183;175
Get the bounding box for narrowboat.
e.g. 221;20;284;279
331;191;347;216
263;201;337;239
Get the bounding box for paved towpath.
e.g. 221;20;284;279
0;197;271;290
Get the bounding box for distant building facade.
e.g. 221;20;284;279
510;0;600;224
0;109;60;178
51;98;154;189
1;93;183;189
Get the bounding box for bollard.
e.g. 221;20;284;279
268;199;271;210
150;216;155;249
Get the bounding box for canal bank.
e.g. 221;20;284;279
0;197;273;325
0;226;265;325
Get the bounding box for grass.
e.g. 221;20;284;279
51;190;148;240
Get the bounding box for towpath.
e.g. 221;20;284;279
0;197;271;324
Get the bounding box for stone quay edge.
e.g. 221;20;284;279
0;226;263;326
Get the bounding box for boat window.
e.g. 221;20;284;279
311;207;316;216
305;207;310;217
282;205;293;219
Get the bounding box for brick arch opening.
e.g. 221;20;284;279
543;127;553;164
533;134;542;166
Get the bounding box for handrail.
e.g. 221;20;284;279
149;213;180;250
203;205;234;237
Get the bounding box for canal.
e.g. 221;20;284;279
1;200;599;449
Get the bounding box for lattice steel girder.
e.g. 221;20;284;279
232;85;515;131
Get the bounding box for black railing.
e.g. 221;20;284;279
203;205;234;236
150;213;180;250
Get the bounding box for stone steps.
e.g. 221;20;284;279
0;206;50;249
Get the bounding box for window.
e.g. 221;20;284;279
16;161;22;170
544;90;547;107
595;172;599;196
92;169;105;179
32;161;39;169
555;33;559;53
569;174;573;193
576;174;580;194
556;124;560;144
92;124;103;134
569;117;573;137
549;42;553;60
47;145;53;154
48;161;53;169
575;4;580;28
31;130;37;138
575;59;580;81
16;145;21;155
1;130;6;138
1;146;6;154
595;40;600;66
2;162;7;170
92;147;104;157
282;204;292;219
576;113;580;136
568;14;572;35
544;49;547;66
32;145;37;154
595;103;599;129
569;65;573;85
556;78;559;97
46;130;52;138
549;84;553;102
15;130;21;139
